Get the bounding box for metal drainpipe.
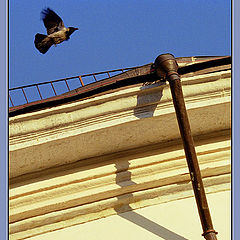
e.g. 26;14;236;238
154;53;218;240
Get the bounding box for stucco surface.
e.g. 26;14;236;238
27;191;230;240
9;67;231;240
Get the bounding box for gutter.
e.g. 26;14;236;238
9;56;231;117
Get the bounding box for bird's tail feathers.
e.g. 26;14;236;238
34;33;53;54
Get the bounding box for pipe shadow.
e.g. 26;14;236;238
114;160;188;240
133;82;165;119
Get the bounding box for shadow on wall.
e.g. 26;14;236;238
133;81;166;119
113;81;187;239
114;160;188;240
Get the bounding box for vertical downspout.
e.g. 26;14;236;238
154;53;218;240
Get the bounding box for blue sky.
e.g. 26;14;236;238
10;0;231;92
9;0;231;106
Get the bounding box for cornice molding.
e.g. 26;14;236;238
9;131;230;239
9;70;231;179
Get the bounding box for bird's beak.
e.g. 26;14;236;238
74;28;79;31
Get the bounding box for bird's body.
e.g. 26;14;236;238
34;8;78;54
48;27;68;45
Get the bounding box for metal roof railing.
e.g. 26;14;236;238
9;56;230;110
9;67;139;108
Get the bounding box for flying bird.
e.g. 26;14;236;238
34;8;78;54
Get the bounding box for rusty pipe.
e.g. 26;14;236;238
154;53;218;240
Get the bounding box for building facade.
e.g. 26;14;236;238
9;56;231;240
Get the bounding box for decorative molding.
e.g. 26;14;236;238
9;132;230;239
9;68;231;239
9;70;230;178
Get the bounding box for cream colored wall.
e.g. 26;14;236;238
26;191;231;240
9;132;231;240
9;68;231;240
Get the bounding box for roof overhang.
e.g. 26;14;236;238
9;61;231;178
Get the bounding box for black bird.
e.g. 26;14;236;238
34;8;78;54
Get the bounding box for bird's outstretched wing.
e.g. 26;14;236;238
41;8;65;35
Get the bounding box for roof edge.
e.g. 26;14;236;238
9;56;231;117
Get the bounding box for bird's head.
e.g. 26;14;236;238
68;27;78;35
